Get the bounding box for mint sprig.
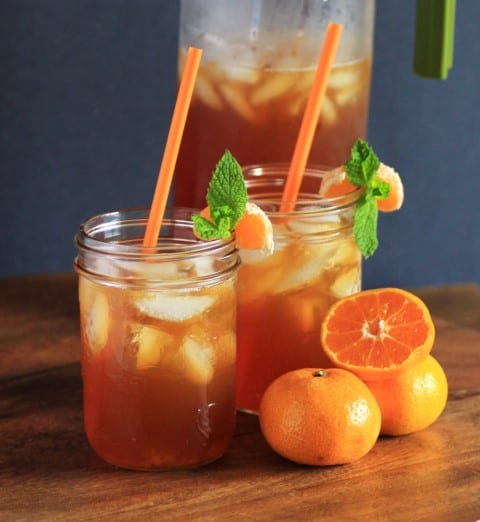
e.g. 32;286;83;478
345;139;390;258
192;150;247;240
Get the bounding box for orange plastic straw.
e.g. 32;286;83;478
143;47;203;247
280;22;343;213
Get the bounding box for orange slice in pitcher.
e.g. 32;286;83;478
320;288;435;381
320;163;404;212
199;202;274;254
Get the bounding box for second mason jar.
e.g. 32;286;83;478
236;166;362;413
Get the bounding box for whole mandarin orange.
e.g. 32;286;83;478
259;368;381;466
365;355;448;436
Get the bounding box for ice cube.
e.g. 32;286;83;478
328;68;359;90
288;93;306;116
83;290;110;356
135;291;215;322
292;69;315;90
330;267;361;299
327;240;360;268
238;253;283;302
286;214;341;236
177;337;215;385
272;242;339;294
334;84;360;107
124;260;194;281
215;331;236;369
191;256;214;277
133;325;174;370
273;254;326;294
223;64;259;84
239;248;270;265
319;95;337;126
195;74;223;110
86;256;123;278
218;83;256;122
250;73;297;106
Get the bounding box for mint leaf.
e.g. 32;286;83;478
206;150;247;228
345;139;387;258
192;215;231;240
192;150;247;241
354;193;378;259
210;205;234;232
345;139;380;187
371;178;390;199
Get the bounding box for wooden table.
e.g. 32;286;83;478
1;273;479;521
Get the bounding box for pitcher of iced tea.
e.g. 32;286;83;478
174;0;375;208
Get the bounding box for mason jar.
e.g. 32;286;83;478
74;207;240;470
236;165;362;413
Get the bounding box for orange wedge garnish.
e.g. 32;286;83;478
199;202;274;254
320;163;404;212
375;164;404;212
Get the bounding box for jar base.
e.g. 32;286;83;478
98;453;225;472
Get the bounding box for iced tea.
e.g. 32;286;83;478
175;56;371;208
74;209;239;470
236;166;362;412
175;0;375;208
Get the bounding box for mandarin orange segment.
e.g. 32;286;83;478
375;164;404;212
319;166;356;198
319;163;404;212
199;202;274;254
320;288;435;381
235;202;273;254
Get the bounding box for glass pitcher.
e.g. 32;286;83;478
175;0;375;208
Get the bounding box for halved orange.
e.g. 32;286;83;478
199;202;273;254
320;163;404;212
320;288;435;381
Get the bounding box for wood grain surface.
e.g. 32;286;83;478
1;273;479;521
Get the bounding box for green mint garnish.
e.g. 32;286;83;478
345;139;390;258
192;150;247;240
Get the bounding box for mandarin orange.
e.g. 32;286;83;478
259;368;381;466
320;163;404;212
199;202;273;253
320;288;435;381
375;164;404;212
365;355;448;436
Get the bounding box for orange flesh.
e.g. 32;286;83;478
321;288;435;380
375;165;404;212
320;164;404;212
199;203;273;252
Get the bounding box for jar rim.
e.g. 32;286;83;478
242;163;362;217
74;207;236;259
73;207;240;289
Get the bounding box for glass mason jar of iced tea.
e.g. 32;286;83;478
74;208;239;470
236;165;362;413
175;0;375;208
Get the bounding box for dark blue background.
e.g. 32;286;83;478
1;1;479;288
